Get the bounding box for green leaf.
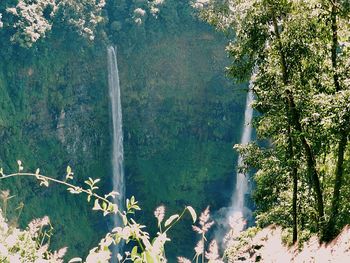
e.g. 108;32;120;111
143;251;157;263
17;160;23;171
84;180;91;187
93;178;101;184
126;198;130;210
131;246;139;260
122;214;128;226
92;199;102;210
133;204;141;210
67;187;82;194
104;191;118;199
186;206;197;223
164;214;179;227
66;166;74;180
40;179;49;187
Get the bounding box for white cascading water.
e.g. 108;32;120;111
231;87;254;213
215;79;255;247
107;46;125;230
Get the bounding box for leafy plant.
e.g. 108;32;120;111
0;207;66;263
0;161;198;262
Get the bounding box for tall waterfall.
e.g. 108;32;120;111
215;79;255;246
231;87;254;213
107;46;125;227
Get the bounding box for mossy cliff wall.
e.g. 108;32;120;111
0;1;246;260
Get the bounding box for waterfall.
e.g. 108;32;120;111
231;87;254;213
107;46;125;230
215;78;255;247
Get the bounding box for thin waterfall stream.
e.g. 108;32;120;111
223;75;255;240
107;46;125;238
231;87;254;214
215;78;255;247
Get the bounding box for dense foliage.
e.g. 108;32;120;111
198;0;350;243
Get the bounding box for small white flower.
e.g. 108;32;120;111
154;206;165;225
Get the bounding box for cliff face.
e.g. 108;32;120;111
0;1;245;260
0;39;111;257
119;26;245;258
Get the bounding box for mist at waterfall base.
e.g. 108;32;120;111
107;46;125;255
213;87;255;249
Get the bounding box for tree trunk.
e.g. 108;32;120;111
331;1;340;93
325;133;348;240
271;11;325;226
324;1;349;240
287;126;298;243
289;93;325;226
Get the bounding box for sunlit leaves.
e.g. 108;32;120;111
67;186;83;194
39;178;49;187
132;0;165;24
164;214;179;227
68;258;83;263
6;0;57;47
66;166;74;180
83;177;101;202
3;0;106;46
131;246;140;260
104;191;118;199
17;160;23;172
85;177;100;190
126;196;141;213
92;199;118;216
186;206;197;223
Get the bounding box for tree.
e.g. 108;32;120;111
197;0;350;242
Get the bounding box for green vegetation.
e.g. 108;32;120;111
0;165;225;262
1;0;349;262
0;0;243;260
199;0;350;244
